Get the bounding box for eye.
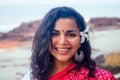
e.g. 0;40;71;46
52;32;59;37
67;33;77;37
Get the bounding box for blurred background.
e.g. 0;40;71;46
0;0;120;80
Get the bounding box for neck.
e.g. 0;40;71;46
51;59;74;76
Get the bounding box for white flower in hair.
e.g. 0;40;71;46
80;26;89;43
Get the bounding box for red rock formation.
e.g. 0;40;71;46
89;17;120;31
1;17;120;42
0;20;42;41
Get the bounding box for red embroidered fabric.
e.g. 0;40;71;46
49;63;116;80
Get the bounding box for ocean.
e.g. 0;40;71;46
0;4;120;32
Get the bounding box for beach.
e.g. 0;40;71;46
0;43;32;80
90;30;120;52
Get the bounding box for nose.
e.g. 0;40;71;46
58;35;68;45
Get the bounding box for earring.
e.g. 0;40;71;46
74;51;84;62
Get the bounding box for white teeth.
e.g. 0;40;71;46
57;48;68;51
55;48;70;54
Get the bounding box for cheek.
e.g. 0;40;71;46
71;38;80;48
73;42;80;48
51;38;57;45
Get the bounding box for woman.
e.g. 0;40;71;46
22;7;116;80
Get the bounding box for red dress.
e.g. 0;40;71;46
49;63;116;80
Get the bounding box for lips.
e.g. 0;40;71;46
55;47;71;54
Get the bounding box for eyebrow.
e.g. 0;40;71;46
53;29;79;33
66;30;78;33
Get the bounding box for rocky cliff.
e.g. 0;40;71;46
0;17;120;42
0;20;42;41
89;17;120;30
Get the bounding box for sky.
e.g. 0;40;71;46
0;0;120;32
0;0;120;5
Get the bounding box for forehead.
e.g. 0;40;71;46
54;18;79;31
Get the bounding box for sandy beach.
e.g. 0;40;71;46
0;44;32;80
90;29;120;52
0;29;120;80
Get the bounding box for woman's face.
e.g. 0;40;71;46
49;18;80;63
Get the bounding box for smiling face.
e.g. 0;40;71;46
49;18;80;64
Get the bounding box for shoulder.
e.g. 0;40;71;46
94;67;116;80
